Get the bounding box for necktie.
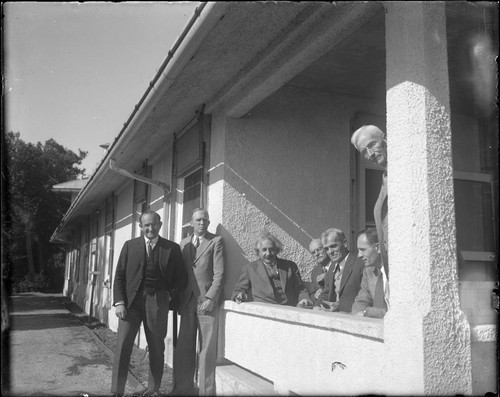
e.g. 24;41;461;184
147;241;153;257
194;236;200;248
333;263;341;280
271;264;278;276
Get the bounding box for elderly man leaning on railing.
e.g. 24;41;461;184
231;231;313;307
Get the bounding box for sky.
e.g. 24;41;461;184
4;1;199;177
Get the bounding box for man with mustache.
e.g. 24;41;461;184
111;211;186;397
307;238;331;303
231;232;312;307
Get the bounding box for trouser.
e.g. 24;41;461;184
174;295;219;396
111;289;170;394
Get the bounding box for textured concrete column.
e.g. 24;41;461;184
384;2;472;395
206;110;227;229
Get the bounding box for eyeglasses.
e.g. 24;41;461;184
311;249;325;255
361;138;382;159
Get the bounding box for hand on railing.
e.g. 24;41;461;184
234;292;247;304
297;298;314;308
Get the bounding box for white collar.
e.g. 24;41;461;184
145;236;159;247
334;255;348;271
193;234;205;242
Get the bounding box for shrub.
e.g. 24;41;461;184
13;271;50;293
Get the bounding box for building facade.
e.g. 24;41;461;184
51;2;498;395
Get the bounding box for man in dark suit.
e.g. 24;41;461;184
307;238;331;303
173;209;224;396
111;211;187;397
231;232;313;307
314;228;364;313
352;228;389;318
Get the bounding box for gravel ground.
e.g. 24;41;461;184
64;299;174;394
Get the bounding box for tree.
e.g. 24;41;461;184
3;131;87;284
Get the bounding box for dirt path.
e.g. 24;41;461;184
7;293;174;396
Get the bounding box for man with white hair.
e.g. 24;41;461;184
307;238;331;303
351;125;389;277
232;231;313;307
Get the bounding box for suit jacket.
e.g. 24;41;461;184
231;258;310;306
351;266;388;315
113;236;187;308
179;232;225;310
374;172;389;276
316;251;364;313
304;263;326;302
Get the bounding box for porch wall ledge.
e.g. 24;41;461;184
222;300;384;340
471;324;497;342
220;300;386;395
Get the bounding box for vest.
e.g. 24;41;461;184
144;245;165;294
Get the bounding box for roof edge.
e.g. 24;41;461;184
50;1;231;243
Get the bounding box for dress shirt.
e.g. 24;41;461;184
380;265;390;308
263;260;279;277
192;234;205;247
144;236;159;254
333;256;347;299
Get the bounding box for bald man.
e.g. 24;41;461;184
351;125;389;277
307;239;331;303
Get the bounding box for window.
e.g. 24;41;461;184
177;168;204;240
132;164;151;238
133;200;148;238
454;171;496;281
360;166;385;230
103;196;115;288
74;229;81;283
173;114;208;242
82;221;90;284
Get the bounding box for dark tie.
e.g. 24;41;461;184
147;241;153;257
374;271;387;309
331;263;341;301
333;263;341;279
271;264;278;276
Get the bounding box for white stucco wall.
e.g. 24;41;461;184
108;182;135;333
221;301;385;395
